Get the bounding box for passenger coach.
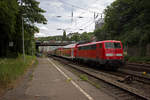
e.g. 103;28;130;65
60;44;77;59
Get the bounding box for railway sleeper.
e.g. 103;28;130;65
117;75;135;84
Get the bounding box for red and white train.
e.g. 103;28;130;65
52;40;124;70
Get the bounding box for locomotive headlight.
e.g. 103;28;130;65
106;53;113;56
116;54;122;56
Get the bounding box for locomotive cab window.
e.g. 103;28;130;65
114;43;121;48
105;42;121;49
105;42;114;48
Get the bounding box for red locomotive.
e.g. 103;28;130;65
52;40;124;70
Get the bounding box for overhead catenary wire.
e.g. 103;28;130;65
69;18;93;32
79;20;95;31
54;0;103;33
64;13;97;33
48;0;104;35
57;0;102;14
56;15;96;34
66;11;96;32
68;19;95;33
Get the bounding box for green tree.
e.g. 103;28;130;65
0;0;47;57
62;30;67;40
0;0;18;57
93;28;106;40
80;32;94;42
70;32;80;42
94;0;150;56
14;0;47;55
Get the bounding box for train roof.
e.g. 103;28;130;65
63;44;77;48
77;40;121;47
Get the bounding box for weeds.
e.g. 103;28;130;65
79;74;88;81
79;74;100;89
0;55;36;87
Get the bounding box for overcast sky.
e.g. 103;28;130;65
35;0;115;37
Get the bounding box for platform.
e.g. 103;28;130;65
0;58;115;100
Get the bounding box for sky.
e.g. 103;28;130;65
35;0;115;37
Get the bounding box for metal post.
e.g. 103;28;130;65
32;41;34;56
21;0;25;62
22;16;25;62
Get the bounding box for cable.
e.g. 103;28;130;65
53;0;103;33
71;18;93;31
64;16;91;31
57;0;102;14
81;20;95;30
70;19;94;33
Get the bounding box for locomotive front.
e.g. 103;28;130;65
103;41;124;67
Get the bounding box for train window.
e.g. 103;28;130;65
79;45;97;50
99;43;102;48
88;46;91;49
82;46;85;50
79;46;88;50
90;44;96;50
78;47;81;50
114;43;121;48
84;46;88;50
83;46;85;50
79;46;86;50
94;44;96;49
86;46;89;50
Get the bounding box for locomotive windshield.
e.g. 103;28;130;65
105;42;121;48
114;42;121;48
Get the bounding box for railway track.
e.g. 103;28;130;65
51;56;150;100
118;68;150;84
119;63;150;85
123;63;150;73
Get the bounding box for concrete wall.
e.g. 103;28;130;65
146;44;150;56
127;46;140;56
127;44;150;56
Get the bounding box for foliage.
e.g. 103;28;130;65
94;0;150;56
80;32;94;41
0;55;36;87
0;0;47;57
62;30;67;40
93;28;106;40
37;32;94;42
69;32;81;42
79;74;88;81
0;0;18;57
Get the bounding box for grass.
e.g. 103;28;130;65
66;78;72;82
0;55;36;87
79;74;88;81
79;74;100;89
